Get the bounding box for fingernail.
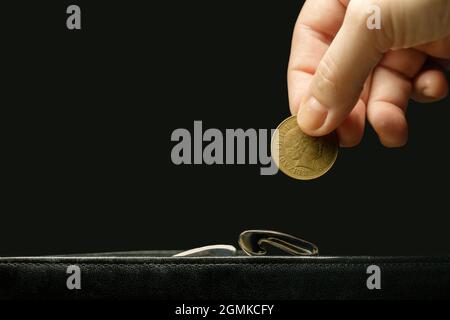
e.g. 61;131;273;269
298;96;328;131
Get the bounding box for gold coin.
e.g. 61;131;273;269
271;116;338;180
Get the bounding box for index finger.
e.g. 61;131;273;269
288;0;350;115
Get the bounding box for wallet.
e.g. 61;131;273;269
1;230;449;300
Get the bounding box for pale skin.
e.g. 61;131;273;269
288;0;450;147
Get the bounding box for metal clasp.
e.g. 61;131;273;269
238;230;319;256
173;230;319;257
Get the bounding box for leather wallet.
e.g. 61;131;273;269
1;251;449;299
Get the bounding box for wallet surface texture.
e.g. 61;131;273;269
1;253;449;300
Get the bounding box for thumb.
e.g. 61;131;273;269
297;0;386;136
298;0;450;136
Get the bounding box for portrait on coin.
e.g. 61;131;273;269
284;127;324;172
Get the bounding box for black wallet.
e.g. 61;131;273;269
1;230;449;300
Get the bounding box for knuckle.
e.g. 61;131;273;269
313;55;338;97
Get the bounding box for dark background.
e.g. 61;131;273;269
2;1;449;256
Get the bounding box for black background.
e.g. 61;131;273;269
2;1;449;256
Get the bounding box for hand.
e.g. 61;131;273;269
288;0;450;147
